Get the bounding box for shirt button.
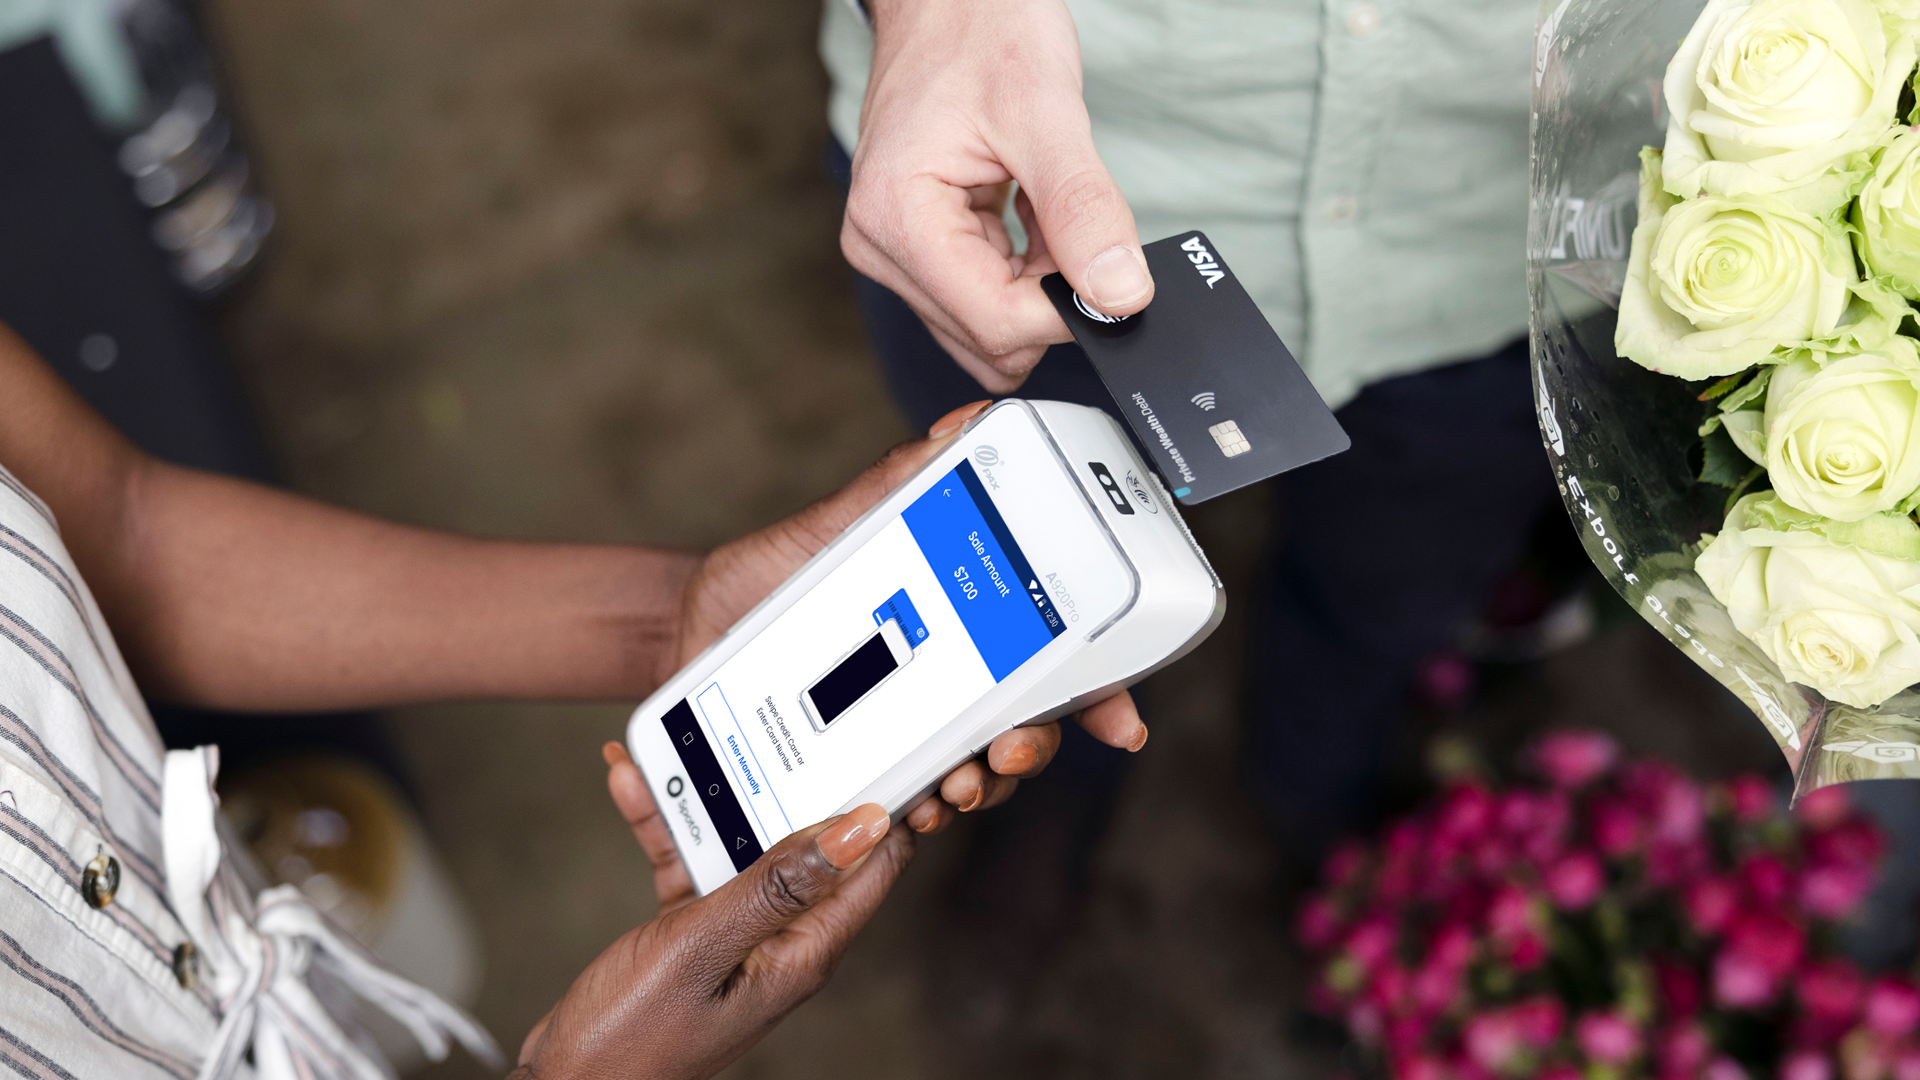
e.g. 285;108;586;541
172;943;200;990
1325;196;1360;223
81;853;120;908
1345;2;1383;38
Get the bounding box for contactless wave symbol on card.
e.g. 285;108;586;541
1072;292;1129;325
1190;392;1218;411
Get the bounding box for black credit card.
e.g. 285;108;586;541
1042;231;1349;505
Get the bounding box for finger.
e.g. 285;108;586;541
603;742;696;910
680;805;891;978
1003;115;1152;319
985;721;1061;778
939;760;1019;812
518;1011;553;1067
771;428;961;558
905;795;955;835
928;399;993;439
1073;690;1148;752
739;820;916;1004
845;174;1072;367
926;319;1039;392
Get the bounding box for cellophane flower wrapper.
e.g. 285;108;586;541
1530;0;1920;797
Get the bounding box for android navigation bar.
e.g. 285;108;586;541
661;700;765;871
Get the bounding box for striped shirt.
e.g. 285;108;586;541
0;463;226;1078
0;463;494;1080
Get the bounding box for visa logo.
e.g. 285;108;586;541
1181;236;1226;289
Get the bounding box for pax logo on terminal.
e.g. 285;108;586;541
972;445;1002;490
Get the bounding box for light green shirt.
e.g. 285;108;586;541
819;0;1536;409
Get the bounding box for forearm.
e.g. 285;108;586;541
116;464;698;709
0;326;696;711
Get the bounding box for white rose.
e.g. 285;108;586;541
1663;0;1914;213
1754;339;1920;520
1872;0;1920;35
1854;127;1920;296
1616;149;1895;378
1697;493;1920;707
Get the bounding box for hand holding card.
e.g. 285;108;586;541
1042;232;1350;504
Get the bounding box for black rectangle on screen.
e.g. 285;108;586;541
660;699;765;872
807;631;899;725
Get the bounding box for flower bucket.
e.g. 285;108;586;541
1528;0;1920;795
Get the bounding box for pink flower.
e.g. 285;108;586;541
1577;1011;1643;1064
1486;885;1540;941
1646;840;1710;888
1705;1056;1751;1080
1725;910;1805;976
1797;960;1866;1023
1369;963;1411;1015
1394;1054;1450;1080
1347;1000;1384;1040
1386;1014;1430;1057
1655;960;1703;1018
1865;977;1920;1039
1437;785;1497;845
1428;922;1476;973
1544;850;1606;910
1714;947;1781;1009
1684;876;1739;934
1411;960;1463;1014
1800;863;1875;920
1345;915;1398;972
1646;770;1707;845
1739;853;1793;909
1590;795;1644;858
1534;730;1620;788
1297;896;1345;951
1511;996;1566;1047
1795;786;1852;831
1463;1011;1525;1072
1523;791;1573;856
1508;933;1548;970
1657;1023;1711;1074
1726;775;1774;822
1808;819;1887;871
1781;1049;1833;1080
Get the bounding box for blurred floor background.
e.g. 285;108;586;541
87;0;1798;1075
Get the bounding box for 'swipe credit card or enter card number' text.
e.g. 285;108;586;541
659;459;1065;870
1040;231;1349;504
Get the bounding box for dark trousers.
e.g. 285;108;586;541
827;141;1555;854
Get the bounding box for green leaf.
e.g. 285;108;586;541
1699;425;1751;488
1697;372;1746;401
1717;365;1772;414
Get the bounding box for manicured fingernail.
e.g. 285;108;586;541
997;743;1037;775
957;787;983;813
910;804;941;833
1086;246;1151;310
819;804;890;869
1126;725;1149;753
930;400;992;438
601;741;624;766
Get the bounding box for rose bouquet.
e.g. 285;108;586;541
1300;730;1897;1080
1531;0;1920;792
